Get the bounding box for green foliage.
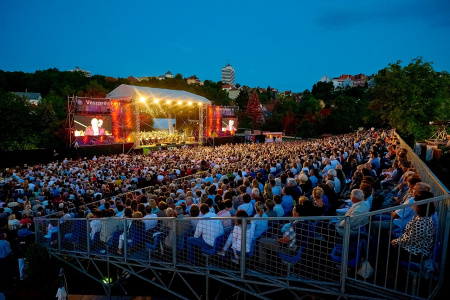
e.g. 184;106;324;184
324;95;363;133
312;81;334;102
23;243;51;288
235;89;250;111
368;58;450;141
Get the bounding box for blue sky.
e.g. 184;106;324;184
1;0;449;92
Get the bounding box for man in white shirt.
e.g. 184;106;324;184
187;204;224;264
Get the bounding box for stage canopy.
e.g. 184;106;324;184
107;84;212;105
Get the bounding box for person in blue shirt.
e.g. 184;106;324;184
238;194;253;216
281;187;294;216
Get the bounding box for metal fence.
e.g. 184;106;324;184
35;193;449;299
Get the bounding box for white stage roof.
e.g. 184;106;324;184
107;84;212;105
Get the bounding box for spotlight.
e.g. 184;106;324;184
140;97;145;102
178;101;182;105
154;99;159;103
167;100;171;104
188;101;193;106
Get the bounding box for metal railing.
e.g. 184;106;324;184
35;193;449;299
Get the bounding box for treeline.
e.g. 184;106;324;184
0;57;448;151
236;58;450;143
0;69;231;151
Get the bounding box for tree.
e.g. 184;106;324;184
312;81;334;102
368;58;450;141
235;89;249;111
246;92;265;129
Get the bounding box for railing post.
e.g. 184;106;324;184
124;218;128;261
172;218;177;267
86;219;90;256
241;217;247;279
57;219;61;252
438;196;450;288
340;216;351;296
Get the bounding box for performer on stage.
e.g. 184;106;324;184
226;119;236;132
85;118;106;136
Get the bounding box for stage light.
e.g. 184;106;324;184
188;101;193;106
166;100;171;104
140;97;145;102
154;99;159;103
178;101;182;105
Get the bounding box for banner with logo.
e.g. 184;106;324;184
75;97;111;113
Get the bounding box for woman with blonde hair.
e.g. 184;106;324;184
8;214;20;230
263;183;273;200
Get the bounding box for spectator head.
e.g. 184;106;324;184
224;199;233;209
217;201;226;211
413;191;436;217
116;203;124;212
190;204;199;217
235;209;249;225
243;193;251;204
273;195;282;204
175;206;184;216
297;196;314;216
299;174;308;184
413;182;431;196
145;205;153;214
106;208;115;217
359;184;372;200
200;203;210;215
312;187;324;200
166;207;174;217
158;201;167;211
124;207;133;218
328;169;337;177
350;189;365;203
255;201;264;217
265;199;275;210
407;174;422;189
205;198;213;207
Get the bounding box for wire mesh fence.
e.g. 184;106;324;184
35;194;449;299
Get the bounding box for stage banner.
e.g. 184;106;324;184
76;97;111;113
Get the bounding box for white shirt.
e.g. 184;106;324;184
90;219;102;240
143;214;158;231
224;222;255;252
194;212;224;247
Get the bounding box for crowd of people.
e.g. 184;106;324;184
0;128;441;284
137;130;187;145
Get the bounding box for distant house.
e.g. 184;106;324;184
12;92;42;105
352;74;367;87
222;84;240;100
165;71;173;79
282;90;292;97
69;66;91;77
186;75;204;85
333;75;353;89
319;75;333;83
367;76;375;88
